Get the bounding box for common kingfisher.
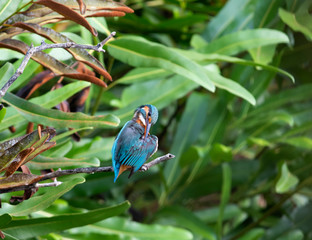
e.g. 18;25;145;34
112;104;158;182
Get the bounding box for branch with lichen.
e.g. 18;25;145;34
0;31;116;100
0;153;175;194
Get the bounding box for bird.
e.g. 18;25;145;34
112;104;158;182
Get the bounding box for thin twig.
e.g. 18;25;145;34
0;33;116;99
0;153;175;193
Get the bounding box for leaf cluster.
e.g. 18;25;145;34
0;0;312;239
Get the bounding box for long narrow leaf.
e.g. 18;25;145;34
2;92;119;129
108;36;215;92
2;201;130;239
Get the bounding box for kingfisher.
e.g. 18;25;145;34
112;104;158;182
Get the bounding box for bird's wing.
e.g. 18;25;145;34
113;123;158;172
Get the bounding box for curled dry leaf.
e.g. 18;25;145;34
17;70;55;99
12;22;112;81
0;173;42;190
0;39;108;87
76;0;86;14
36;0;98;36
0;128;56;177
4;148;34;177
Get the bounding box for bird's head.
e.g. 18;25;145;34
133;104;158;139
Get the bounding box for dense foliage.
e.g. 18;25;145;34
0;0;312;239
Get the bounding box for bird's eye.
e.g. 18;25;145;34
148;112;151;117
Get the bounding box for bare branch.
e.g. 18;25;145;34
0;153;175;194
0;32;116;99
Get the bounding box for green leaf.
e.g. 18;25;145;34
217;163;232;239
156;206;216;240
205;68;256;105
279;1;312;40
234;84;312;127
162;93;210;200
11;59;40;91
117;68;170;85
210;143;233;164
87;17;109;35
0;62;14;90
177;50;295;83
195;204;244;224
31;81;91;108
0;107;6;123
66;137;114;161
2;92;119;129
280;137;312;150
113;75;197;125
28;156;100;170
248;137;272;147
52;127;93;142
199;29;289;56
0;0;31;25
275;162;299;193
0;177;85;216
238;228;265;240
248;45;277;65
0;81;92;131
0;214;12;228
186;99;228;184
2;201;130;239
108;36;215;92
250;0;285;64
202;0;255;41
68;216;193;240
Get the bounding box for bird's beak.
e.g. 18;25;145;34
144;115;151;140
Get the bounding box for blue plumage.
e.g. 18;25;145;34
112;105;158;182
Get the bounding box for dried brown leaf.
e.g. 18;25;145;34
76;0;86;14
16;70;55;99
53;0;134;13
5;148;34;177
0;128;55;173
36;0;98;36
0;39;108;86
0;173;42;189
12;22;112;81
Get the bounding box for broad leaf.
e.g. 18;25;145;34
28;156;100;170
156;206;216;240
0;176;85;216
0;107;6;123
177;49;295;83
0;0;32;24
275;162;299;193
199;29;289;56
205;68;256;105
113;75;197;124
0;214;12;228
202;0;255;41
163;93;210;194
3;92;120;129
280;137;312;150
108;36;215;92
2;201;130;238
67;216;193;240
0;62;14;90
0;81;92;132
279;1;312;40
